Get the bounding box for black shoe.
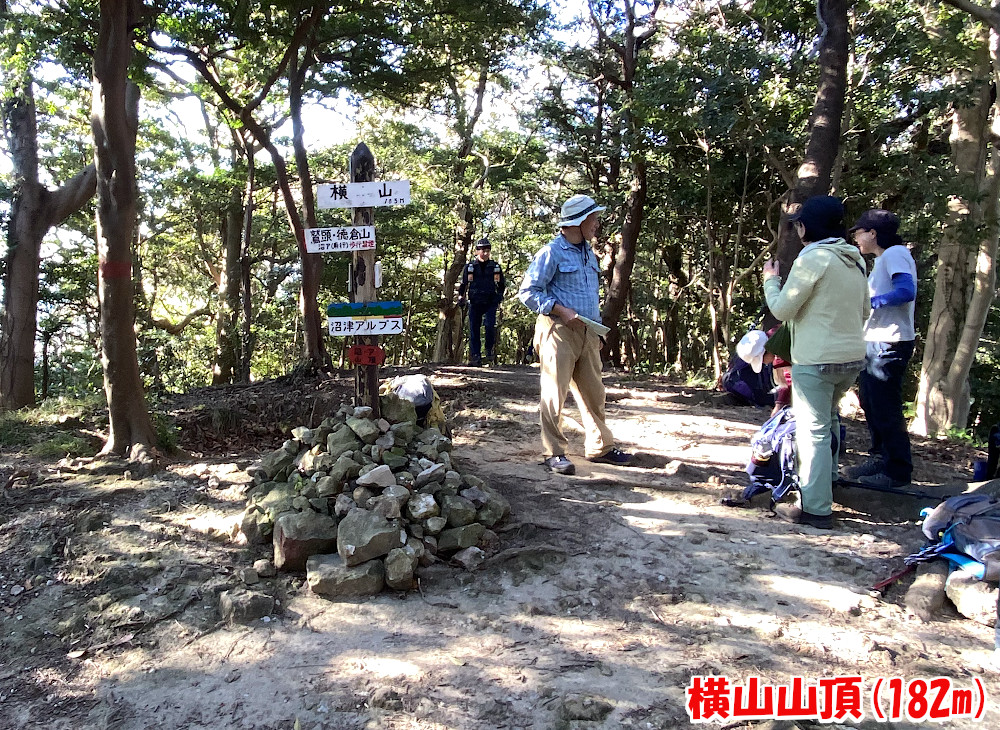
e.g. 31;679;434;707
842;457;884;480
772;503;832;530
858;472;910;489
543;455;575;475
588;448;632;466
468;359;482;367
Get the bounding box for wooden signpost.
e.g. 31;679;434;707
314;143;410;414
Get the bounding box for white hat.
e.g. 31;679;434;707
736;330;768;373
559;194;606;227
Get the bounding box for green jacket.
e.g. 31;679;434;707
763;238;870;366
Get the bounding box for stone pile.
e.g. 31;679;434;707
238;389;509;599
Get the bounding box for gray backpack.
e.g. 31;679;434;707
905;493;1000;581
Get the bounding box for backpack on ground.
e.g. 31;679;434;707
735;408;844;505
741;407;798;502
721;356;775;408
904;493;1000;582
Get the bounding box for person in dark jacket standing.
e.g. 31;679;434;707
458;237;506;366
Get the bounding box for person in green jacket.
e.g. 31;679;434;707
762;196;870;529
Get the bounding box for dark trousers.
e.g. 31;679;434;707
858;340;914;482
468;302;497;363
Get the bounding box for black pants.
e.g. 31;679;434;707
858;340;914;482
468;302;497;363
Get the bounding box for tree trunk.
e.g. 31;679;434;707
212;183;243;384
289;50;327;370
92;0;157;462
240;138;257;383
773;0;850;277
911;36;997;436
432;197;472;363
1;83;97;410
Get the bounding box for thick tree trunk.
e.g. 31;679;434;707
911;38;998;436
92;0;156;461
1;84;97;410
774;0;850;275
240;142;257;382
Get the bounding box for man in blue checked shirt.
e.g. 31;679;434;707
518;194;632;475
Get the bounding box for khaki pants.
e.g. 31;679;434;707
534;315;614;458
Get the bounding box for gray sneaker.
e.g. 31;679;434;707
543;455;575;475
842;457;884;480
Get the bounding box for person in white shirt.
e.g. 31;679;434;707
843;209;917;489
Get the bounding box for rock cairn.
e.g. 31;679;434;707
238;390;509;599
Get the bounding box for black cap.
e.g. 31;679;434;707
789;195;846;241
474;238;491;250
850;209;903;247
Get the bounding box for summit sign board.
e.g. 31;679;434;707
316;181;411;209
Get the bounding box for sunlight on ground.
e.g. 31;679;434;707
343;656;423;679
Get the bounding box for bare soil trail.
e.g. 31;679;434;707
1;365;996;730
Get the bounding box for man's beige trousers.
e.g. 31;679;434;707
534;315;614;458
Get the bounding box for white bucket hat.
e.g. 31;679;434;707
559;194;606;227
736;330;768;373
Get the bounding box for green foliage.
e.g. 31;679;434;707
0;394;103;456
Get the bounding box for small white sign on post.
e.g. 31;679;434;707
304;226;375;253
328;317;404;336
316;181;411;209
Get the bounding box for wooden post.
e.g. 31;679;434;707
350;143;379;415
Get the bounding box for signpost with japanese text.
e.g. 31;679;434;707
317;181;411;209
316;144;411;412
303;226;375;254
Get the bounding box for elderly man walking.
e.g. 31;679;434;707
518;194;631;475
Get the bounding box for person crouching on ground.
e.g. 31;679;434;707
517;194;631;476
761;196;870;529
843;209;917;489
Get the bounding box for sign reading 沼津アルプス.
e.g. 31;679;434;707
316;181;411;209
304;226;375;253
327;301;404;337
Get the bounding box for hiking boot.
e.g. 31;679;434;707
772;503;833;530
842;457;884;480
588;448;632;466
858;472;910;489
543;455;575;475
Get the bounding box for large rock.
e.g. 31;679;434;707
337;508;404;566
260;442;299;479
356;464;396;488
328;454;362;485
255;483;297;521
415;463;446;488
441;495;477;527
380;392;418;425
307;555;384;598
946;571;998;626
346;416;381;445
407;493;439;521
438;523;485;552
240;507;273;545
476;486;511;527
327;425;362;459
273;511;339;572
384;547;416;590
219;588;274;623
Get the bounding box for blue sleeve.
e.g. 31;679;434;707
518;247;557;315
871;272;915;309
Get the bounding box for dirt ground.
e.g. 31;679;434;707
1;365;998;730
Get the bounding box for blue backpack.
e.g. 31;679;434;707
905;493;1000;581
742;407;798;502
739;408;844;504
